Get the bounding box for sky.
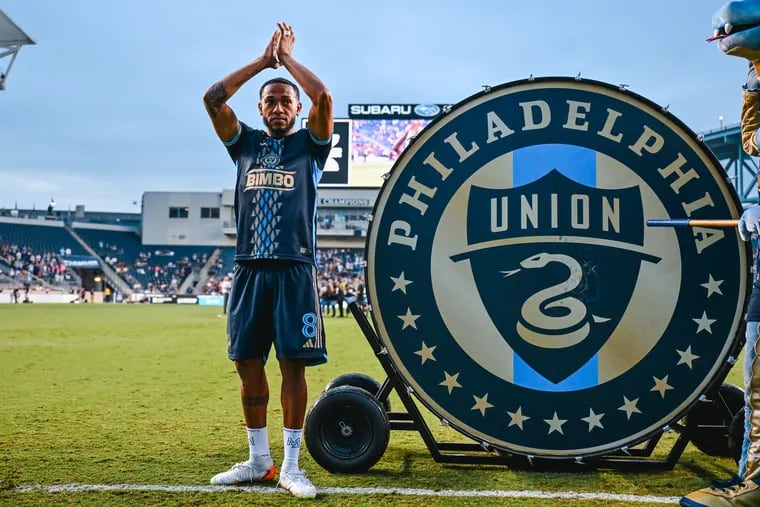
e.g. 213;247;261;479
0;1;752;213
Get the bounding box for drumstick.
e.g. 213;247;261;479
646;219;739;227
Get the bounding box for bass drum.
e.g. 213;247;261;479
364;77;749;458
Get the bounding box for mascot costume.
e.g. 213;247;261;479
683;3;760;505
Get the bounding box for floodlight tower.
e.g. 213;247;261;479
0;10;34;91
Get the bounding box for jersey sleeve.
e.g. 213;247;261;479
224;122;255;163
308;129;333;173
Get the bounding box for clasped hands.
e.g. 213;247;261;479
263;21;295;69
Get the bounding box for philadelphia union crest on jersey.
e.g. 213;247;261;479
365;77;750;457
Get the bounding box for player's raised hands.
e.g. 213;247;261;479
263;29;281;69
277;21;295;60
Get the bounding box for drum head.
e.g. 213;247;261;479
365;77;749;457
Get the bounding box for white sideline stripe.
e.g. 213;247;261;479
13;483;680;503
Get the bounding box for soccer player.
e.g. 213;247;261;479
202;21;333;499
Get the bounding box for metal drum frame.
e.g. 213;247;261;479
345;301;744;471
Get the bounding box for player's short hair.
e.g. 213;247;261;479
259;77;300;100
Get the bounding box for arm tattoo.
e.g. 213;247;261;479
204;82;228;117
242;395;268;407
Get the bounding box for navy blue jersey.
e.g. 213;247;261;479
224;123;331;264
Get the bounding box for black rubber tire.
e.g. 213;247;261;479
728;408;745;464
324;372;391;412
686;383;744;457
305;385;390;474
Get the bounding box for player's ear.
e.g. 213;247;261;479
296;101;302;115
258;102;263;115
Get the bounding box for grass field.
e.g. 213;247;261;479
0;304;746;506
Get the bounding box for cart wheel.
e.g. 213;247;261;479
324;372;391;412
686;383;744;457
728;408;745;464
305;386;390;473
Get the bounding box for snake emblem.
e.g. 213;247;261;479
503;252;609;349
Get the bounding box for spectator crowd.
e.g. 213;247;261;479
0;243;72;288
200;248;368;316
1;235;371;307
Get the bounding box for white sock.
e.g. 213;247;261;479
246;427;271;465
282;427;303;472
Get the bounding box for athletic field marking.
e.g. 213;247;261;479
13;484;680;503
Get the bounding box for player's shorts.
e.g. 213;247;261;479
227;260;327;366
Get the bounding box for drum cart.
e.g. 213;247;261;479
304;302;745;473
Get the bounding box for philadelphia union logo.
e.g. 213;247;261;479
366;77;749;457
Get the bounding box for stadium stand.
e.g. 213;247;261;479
198;247;233;295
0;185;375;301
68;225;216;294
0;221;87;293
127;245;212;294
0;245;81;292
72;227;142;288
0;221;87;256
217;247;236;277
0;219;220;296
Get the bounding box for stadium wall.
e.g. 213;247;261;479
141;187;378;249
141;191;235;246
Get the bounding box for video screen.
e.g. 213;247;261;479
349;119;431;187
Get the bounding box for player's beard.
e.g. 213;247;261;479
264;116;296;137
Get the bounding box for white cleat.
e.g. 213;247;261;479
210;460;276;485
278;469;317;498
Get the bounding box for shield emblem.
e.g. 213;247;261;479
451;170;660;384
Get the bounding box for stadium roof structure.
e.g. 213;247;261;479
0;10;35;91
